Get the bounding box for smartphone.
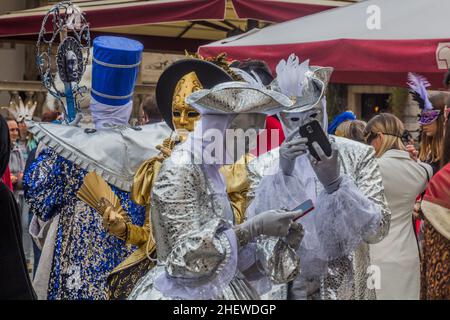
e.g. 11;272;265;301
292;199;315;221
299;120;332;161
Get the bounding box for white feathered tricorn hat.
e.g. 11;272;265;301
272;54;333;113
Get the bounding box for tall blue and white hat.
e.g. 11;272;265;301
90;36;143;128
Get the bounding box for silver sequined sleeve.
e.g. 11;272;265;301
352;145;391;244
255;237;301;285
151;156;237;285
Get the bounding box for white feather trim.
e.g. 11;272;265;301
275;53;309;97
230;67;266;89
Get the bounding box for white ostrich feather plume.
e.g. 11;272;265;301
275;53;309;97
230;67;266;90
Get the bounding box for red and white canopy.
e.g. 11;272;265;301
0;0;347;52
200;0;450;89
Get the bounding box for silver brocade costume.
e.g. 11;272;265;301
129;142;300;300
247;135;391;300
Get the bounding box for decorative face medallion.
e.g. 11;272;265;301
57;37;83;83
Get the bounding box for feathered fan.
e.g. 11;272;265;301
407;72;433;111
275;54;310;97
77;172;128;222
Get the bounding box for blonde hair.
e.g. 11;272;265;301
364;113;405;157
335;121;351;137
335;120;367;143
418;93;447;163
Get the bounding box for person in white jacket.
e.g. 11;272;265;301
365;113;432;300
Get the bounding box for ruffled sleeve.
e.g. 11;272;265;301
304;175;381;262
296;146;388;278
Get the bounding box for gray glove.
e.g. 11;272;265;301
235;210;302;247
280;131;309;176
309;141;342;194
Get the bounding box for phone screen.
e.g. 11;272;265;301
292;199;314;221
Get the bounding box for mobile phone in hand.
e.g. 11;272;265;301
299;120;332;161
292;199;315;221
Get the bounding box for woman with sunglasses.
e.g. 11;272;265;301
364;113;432;300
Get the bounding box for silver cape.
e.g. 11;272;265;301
27;121;172;191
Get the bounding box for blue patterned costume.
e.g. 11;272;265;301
24;149;145;300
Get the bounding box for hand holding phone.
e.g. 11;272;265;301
292;199;315;221
299;120;332;161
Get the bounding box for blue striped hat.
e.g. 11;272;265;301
91;36;143;106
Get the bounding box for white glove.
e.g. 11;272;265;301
235;210;303;246
309;142;342;194
280;131;308;176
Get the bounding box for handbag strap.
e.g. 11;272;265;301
418;162;431;199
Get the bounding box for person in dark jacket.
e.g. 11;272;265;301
0;114;36;300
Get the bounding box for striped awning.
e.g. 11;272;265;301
200;0;450;88
0;0;350;51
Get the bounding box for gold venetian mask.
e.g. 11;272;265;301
172;71;202;138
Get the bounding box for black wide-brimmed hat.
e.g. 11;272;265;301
156;58;233;130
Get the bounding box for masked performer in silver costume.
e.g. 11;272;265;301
247;54;391;300
23;36;171;299
129;76;306;300
105;57;250;299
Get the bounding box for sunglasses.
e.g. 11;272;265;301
364;131;378;144
364;131;401;144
